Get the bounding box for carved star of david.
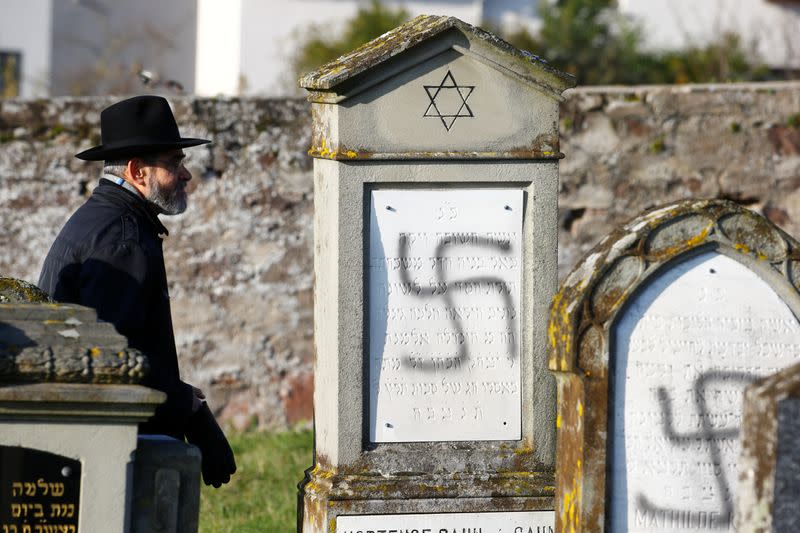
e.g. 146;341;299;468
423;70;475;132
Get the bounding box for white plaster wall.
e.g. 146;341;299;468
237;0;483;96
49;0;198;96
196;0;243;96
618;0;800;68
0;0;52;97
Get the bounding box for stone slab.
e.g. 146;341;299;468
0;383;165;422
608;251;800;532
368;188;523;442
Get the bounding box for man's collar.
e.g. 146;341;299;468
98;175;169;237
101;174;143;198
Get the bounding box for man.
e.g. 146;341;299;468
39;95;236;488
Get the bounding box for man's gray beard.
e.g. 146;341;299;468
146;177;187;215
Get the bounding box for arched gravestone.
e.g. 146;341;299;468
548;199;800;533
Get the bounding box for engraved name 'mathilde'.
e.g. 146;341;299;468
423;70;475;132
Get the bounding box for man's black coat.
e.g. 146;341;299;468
39;179;193;438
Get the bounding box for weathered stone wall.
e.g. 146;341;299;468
2;83;799;430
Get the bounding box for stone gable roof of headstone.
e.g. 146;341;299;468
299;14;575;101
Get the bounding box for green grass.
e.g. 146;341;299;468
199;429;313;533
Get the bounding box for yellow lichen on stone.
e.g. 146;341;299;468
319;138;331;159
89;347;102;358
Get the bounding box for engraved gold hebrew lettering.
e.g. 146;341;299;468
48;484;64;498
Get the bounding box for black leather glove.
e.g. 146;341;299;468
184;403;237;487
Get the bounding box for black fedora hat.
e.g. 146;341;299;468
76;95;210;161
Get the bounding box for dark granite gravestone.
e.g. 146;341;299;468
0;446;80;533
737;361;800;532
548;199;800;533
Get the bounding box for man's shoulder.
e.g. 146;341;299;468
60;196;135;245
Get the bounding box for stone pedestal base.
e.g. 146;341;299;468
0;383;164;533
299;466;554;532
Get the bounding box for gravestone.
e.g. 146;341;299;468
547;199;800;533
298;15;574;533
737;362;800;532
0;279;201;533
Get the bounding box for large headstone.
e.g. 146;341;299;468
0;284;201;533
548;199;800;533
298;15;574;533
737;362;800;532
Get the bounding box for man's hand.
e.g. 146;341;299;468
191;386;206;413
184;402;237;488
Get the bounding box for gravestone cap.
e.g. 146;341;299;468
0;278;150;385
300;15;575;98
300;15;576;160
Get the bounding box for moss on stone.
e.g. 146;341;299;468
0;277;51;304
649;136;666;154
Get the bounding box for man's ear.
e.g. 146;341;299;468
126;158;148;190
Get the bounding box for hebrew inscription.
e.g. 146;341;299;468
337;510;554;532
368;189;523;442
608;251;800;532
0;447;80;533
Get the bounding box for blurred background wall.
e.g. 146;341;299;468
2;84;799;429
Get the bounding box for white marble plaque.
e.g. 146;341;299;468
609;251;800;532
337;511;554;533
368;189;523;442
